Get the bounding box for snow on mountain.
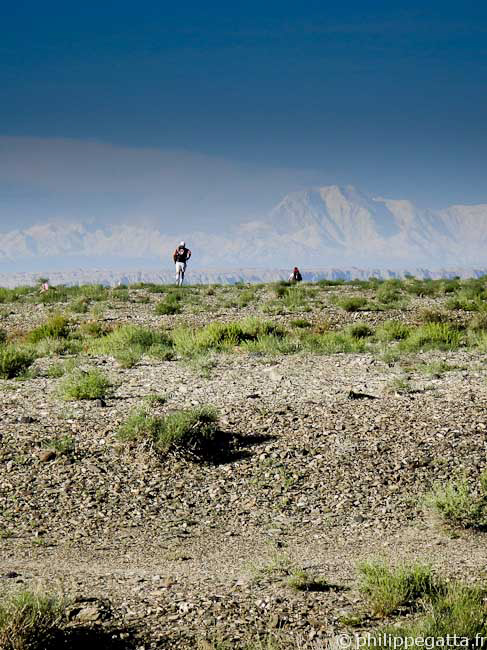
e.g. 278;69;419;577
1;185;486;269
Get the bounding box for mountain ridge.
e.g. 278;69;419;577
1;185;486;269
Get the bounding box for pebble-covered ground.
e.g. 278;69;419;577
0;281;486;648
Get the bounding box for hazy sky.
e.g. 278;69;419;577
1;0;487;231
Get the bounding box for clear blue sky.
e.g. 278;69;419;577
1;0;486;229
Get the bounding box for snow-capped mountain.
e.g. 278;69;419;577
1;185;486;269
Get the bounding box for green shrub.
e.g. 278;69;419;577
0;328;7;344
380;583;487;644
118;406;220;457
468;313;487;332
156;407;219;455
0;346;35;379
27;314;71;343
376;320;411;341
273;281;291;298
172;319;285;357
34;336;81;357
401;323;462;352
114;348;143;368
44;435;75;456
358;561;444;616
89;324;171;366
0;287;32;303
59;369;113;401
348;323;374;339
238;289;256;307
69;298;90;314
336;296;368;312
147;284;167;294
290;319;312;329
46;363;65;378
317;279;345;287
148;343;176;361
241;333;301;356
446;295;481;311
77;284;109;301
281;286;309;310
473;331;487;352
155;300;182;315
376;285;402;305
425;473;487;530
387;377;415;394
144;393;167;406
33;286;70;304
79;320;111;338
287;569;330;592
111;288;130;302
418;308;450;324
405;279;441;297
316;331;367;353
419;361;456;378
0;589;65;650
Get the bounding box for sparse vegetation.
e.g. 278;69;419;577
0;589;65;650
44;435;75;456
335;296;368;312
89;324;172;366
3;275;487;647
358;561;444;616
399;322;462;352
387;377;416;394
287;569;330;592
0;345;35;379
59;368;113;400
118;405;221;457
379;582;487;644
376;320;411;341
348;323;374;339
27;313;71;343
417;308;450;324
426;472;487;530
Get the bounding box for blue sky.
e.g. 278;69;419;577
1;0;487;231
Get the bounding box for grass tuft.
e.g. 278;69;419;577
425;472;487;530
27;313;71;343
0;589;65;650
358;561;444;617
0;346;35;379
89;324;171;367
335;296;368;312
118;405;221;458
379;582;487;644
59;368;113;401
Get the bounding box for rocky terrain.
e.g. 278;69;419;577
0;279;487;648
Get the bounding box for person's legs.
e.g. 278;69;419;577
175;262;183;285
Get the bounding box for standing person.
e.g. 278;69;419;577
173;241;192;286
288;267;303;283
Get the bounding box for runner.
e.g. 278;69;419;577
172;241;192;286
288;267;303;283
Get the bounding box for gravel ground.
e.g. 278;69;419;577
1;284;486;648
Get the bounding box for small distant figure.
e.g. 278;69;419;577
173;241;192;286
288;267;303;283
39;281;49;293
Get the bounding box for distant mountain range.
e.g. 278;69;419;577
1;185;486;270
